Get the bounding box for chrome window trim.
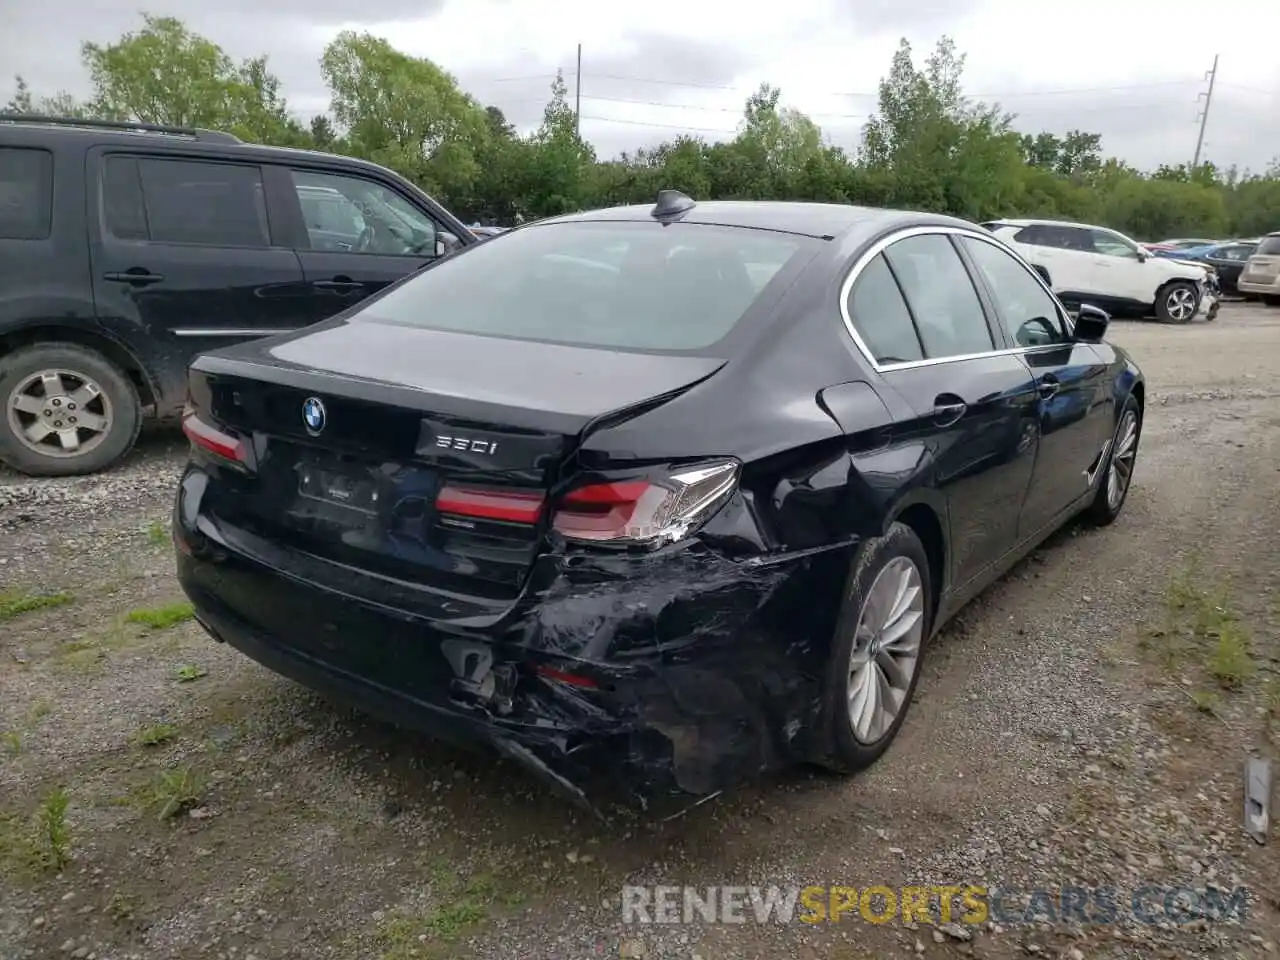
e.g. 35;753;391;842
838;223;1077;373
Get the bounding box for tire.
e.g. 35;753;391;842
814;522;933;774
1263;295;1280;307
0;342;142;477
1084;393;1141;527
1155;281;1198;323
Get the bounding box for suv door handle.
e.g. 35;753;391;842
1037;376;1061;399
103;270;164;285
931;394;968;427
313;277;364;291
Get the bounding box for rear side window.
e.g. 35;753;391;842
0;147;53;240
845;254;923;364
137;158;269;248
352;221;806;352
883;234;994;358
101;156;148;240
1257;236;1280;256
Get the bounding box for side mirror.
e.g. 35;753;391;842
1136;248;1148;262
1073;303;1110;342
435;231;461;257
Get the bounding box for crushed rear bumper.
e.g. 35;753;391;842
174;468;854;814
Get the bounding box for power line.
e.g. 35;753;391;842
578;114;739;135
579;71;1205;100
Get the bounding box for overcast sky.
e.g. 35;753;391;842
3;0;1279;172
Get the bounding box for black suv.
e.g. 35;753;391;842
0;115;476;476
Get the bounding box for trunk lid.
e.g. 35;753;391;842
188;320;724;601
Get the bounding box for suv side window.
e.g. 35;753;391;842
845;253;924;365
136;158;269;248
1012;225;1046;246
288;169;437;256
883;234;995;359
1089;228;1141;259
0;147;53;241
961;236;1068;348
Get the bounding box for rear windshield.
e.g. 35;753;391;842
351;220;808;352
1256;235;1280;256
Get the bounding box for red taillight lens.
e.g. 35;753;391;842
436;485;545;524
534;665;599;689
182;413;246;463
551;460;739;545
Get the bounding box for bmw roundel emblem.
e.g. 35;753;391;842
302;396;326;435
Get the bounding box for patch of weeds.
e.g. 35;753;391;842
374;864;514;958
174;663;207;683
145;766;205;821
1207;622;1255;690
125;602;195;631
33;787;72;871
106;891;139;925
1190;690;1221;714
1;731;20;756
1149;567;1257;692
143;520;170;547
0;591;73;620
134;723;177;747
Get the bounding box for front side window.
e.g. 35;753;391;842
845;254;923;365
1090;228;1141;259
349;220;807;353
137;158;268;248
883;234;994;359
0;147;53;240
961;237;1068;348
289;169;437;256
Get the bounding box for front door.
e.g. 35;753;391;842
87;151;311;410
843;235;1040;590
955;234;1114;537
265;165;450;325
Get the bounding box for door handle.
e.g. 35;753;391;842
931;394;968;427
313;277;365;291
1037;377;1060;399
103;270;164;285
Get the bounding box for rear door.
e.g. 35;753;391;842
264;164;455;324
87;149;311;407
844;230;1040;590
957;234;1113;536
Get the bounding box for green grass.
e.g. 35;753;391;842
1145;566;1257;693
374;864;519;959
143;520;170;546
133;723;177;747
174;664;207;683
33;787;71;871
145;766;205;821
0;591;73;620
125;602;195;630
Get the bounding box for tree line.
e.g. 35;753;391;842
6;14;1279;240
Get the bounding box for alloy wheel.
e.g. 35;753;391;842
5;368;113;459
1165;286;1196;322
1106;409;1139;511
846;555;925;744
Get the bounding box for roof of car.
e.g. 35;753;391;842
987;217;1110;231
538;200;979;241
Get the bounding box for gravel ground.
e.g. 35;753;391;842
1;303;1278;960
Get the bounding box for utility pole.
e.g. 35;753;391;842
1191;54;1218;171
574;43;582;138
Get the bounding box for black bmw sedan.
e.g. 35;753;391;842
173;192;1144;809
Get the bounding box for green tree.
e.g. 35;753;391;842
320;31;488;200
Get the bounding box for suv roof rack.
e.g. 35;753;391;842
0;113;241;144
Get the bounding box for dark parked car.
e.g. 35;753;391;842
174;193;1145;811
1150;240;1257;296
0;114;474;477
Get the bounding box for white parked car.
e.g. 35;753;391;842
1237;232;1280;306
981;219;1218;323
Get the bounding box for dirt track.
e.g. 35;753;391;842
2;304;1279;960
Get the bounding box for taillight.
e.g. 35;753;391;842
182;412;247;464
436;486;544;524
551;459;739;546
